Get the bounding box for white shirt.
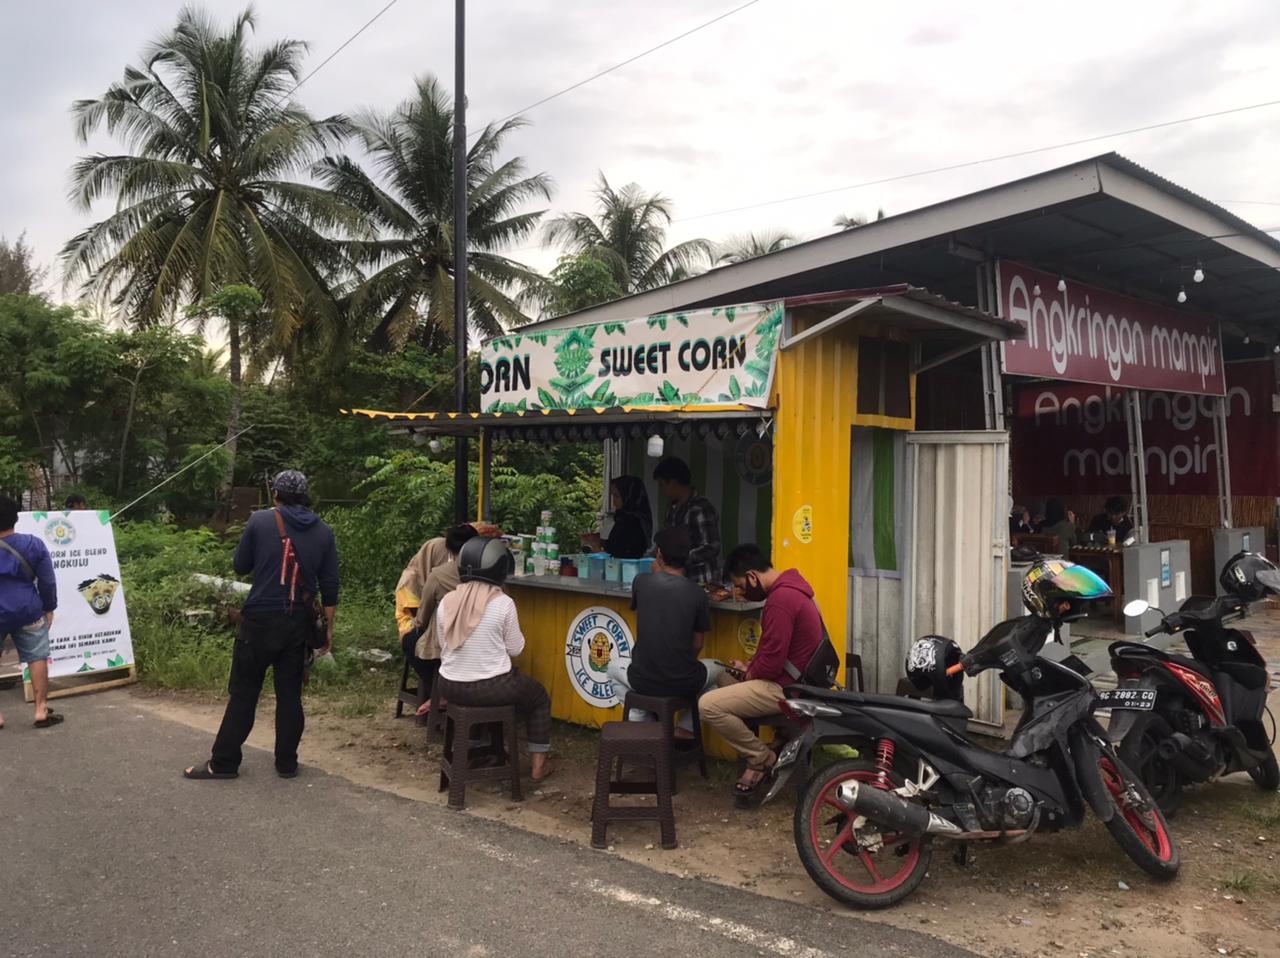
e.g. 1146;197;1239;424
438;593;526;682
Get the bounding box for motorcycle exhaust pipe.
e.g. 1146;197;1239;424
1158;731;1218;780
836;780;964;837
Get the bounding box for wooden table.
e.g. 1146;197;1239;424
1069;546;1126;623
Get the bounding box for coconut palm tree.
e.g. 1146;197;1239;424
61;7;358;342
316;75;552;351
714;229;797;265
833;208;886;230
543;174;712;295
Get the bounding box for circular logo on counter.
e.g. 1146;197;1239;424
738;617;762;657
564;606;634;708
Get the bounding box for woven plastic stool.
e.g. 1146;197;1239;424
438;702;523;810
622;691;708;793
590;721;676;849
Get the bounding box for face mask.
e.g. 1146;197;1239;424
743;574;768;602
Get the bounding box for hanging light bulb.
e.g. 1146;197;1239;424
646;434;665;457
1192;263;1205;284
1032;283;1041;296
1273;344;1279;355
1056;277;1067;292
428;438;443;454
1177;287;1187;304
1243;335;1251;345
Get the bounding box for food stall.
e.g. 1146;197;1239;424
353;289;1024;735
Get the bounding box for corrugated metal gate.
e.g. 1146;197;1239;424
902;431;1010;727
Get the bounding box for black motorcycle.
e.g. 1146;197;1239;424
1108;568;1280;815
763;570;1178;909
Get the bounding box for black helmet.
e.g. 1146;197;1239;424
1220;551;1280;602
458;536;514;586
1021;559;1112;623
905;635;964;701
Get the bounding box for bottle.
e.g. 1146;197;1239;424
1107;527;1116;547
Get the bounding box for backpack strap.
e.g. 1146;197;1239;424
784;597;831;681
0;538;35;583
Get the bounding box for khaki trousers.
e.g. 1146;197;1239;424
699;676;785;767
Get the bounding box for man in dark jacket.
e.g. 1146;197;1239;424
0;496;59;729
699;543;822;795
184;470;339;780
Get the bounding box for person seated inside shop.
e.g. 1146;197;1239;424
606;526;724;738
1088;496;1133;545
584;475;653;559
436;536;554;782
700;544;822;798
1039;498;1079;552
652;457;721;584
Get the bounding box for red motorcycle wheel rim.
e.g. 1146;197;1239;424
808;769;923;894
1099;756;1174;862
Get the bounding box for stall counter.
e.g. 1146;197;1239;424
506;575;765;758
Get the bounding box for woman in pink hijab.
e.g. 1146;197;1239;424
435;537;553;781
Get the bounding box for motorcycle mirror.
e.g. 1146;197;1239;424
1122;599;1150;618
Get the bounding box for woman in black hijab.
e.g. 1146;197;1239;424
604;475;653;559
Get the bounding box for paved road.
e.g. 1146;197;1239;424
0;690;972;958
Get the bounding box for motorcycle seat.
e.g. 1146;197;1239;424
801;686;973;720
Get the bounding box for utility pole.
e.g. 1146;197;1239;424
452;0;469;523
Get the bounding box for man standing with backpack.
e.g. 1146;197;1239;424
184;470;339;780
0;495;60;729
699;544;825;798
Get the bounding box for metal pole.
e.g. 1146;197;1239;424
1214;395;1233;528
452;0;469;523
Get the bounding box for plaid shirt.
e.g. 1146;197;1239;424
667;493;722;584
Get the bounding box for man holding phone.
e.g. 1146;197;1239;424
607;527;723;737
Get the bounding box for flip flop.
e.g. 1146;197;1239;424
183;763;238;780
733;755;777;796
34;711;64;729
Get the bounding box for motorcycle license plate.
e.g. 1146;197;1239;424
1097;688;1156;711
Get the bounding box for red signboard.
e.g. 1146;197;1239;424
997;261;1226;397
1011;360;1278;498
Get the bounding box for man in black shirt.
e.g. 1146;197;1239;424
607;527;723;737
1088;496;1134;544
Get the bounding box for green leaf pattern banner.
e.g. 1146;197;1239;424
480;302;784;412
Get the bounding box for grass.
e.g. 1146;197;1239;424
117;520;404;713
1245;794;1280;830
1219;869;1261;893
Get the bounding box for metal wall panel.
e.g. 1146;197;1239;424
903;432;1009;726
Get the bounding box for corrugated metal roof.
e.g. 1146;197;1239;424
519;153;1280;334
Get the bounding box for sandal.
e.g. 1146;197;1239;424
34;710;64;729
183;762;238;780
734;753;777;795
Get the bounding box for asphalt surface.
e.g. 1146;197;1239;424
0;690;973;958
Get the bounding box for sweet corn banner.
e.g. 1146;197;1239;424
14;510;134;679
480;301;783;411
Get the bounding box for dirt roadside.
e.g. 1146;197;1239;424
133;672;1280;958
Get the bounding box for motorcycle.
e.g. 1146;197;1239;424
1109;592;1279;815
761;589;1179;909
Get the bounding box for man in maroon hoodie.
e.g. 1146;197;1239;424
700;544;822;795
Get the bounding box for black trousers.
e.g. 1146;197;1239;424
401;630;440;693
211;611;309;774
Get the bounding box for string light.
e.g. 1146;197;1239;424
1243;335;1251;344
1032;283;1041;296
1177;287;1187;304
1056;277;1067;292
1273;344;1279;354
1192;263;1205;283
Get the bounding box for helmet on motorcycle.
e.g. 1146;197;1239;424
1219;551;1280;603
458;536;514;586
1021;559;1112;623
905;635;964;701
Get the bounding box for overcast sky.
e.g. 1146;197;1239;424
4;0;1280;296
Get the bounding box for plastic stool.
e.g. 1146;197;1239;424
590;721;676;849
